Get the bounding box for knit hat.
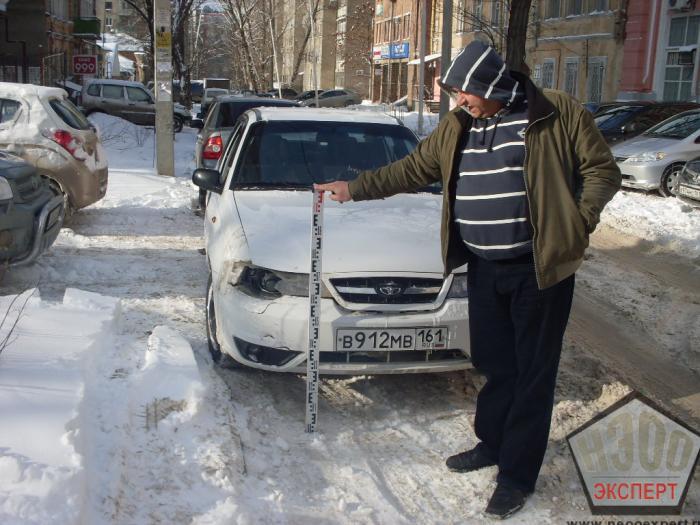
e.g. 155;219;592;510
439;41;521;106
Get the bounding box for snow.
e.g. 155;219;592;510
0;112;698;524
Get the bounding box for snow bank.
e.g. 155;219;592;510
0;289;119;525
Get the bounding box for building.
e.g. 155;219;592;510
526;0;625;103
371;0;415;102
0;0;102;86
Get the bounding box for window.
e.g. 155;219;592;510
456;0;467;33
567;0;583;15
105;1;113;9
664;50;695;101
87;83;100;96
589;0;608;12
471;0;483;31
0;99;20;124
644;111;700;139
586;57;606;103
102;84;124;99
49;98;92;130
546;0;561;19
105;15;113;27
403;14;410;39
541;59;556;89
564;58;578;97
533;64;542;85
491;0;501;28
126;87;152;103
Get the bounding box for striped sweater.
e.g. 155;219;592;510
454;96;533;260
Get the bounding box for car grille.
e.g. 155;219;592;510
320;349;468;364
329;276;444;305
614;156;629;163
14;173;45;203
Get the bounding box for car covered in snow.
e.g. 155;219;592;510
193;107;470;374
0;151;64;275
0;83;108;214
612;109;700;197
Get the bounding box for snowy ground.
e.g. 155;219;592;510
0;111;698;524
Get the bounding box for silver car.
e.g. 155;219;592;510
300;88;362;108
612;109;700;197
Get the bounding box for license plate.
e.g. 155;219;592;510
335;327;448;351
679;185;700;200
45;205;62;231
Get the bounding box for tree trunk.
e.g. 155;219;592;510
505;0;532;74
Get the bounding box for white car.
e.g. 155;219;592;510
612;109;700;197
193;108;470;374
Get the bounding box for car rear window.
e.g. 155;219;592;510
86;83;100;96
216;101;297;127
0;99;20;123
49;98;92;131
234;121;418;186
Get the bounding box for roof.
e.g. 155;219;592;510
0;82;66;99
85;78;145;88
250;107;404;125
216;96;298;104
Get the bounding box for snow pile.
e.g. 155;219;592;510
0;289;119;525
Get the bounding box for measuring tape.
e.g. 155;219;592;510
306;189;324;433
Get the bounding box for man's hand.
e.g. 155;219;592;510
313;181;352;203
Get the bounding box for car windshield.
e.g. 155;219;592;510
234;121;423;189
216;101;297;127
593;106;645;131
49;98;92;131
643;112;700;139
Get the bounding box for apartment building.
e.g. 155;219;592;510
526;0;624;103
371;0;415;102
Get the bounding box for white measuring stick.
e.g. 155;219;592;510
306;189;324;433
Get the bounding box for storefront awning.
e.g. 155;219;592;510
407;53;442;65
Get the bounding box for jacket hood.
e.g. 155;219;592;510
440;41;521;106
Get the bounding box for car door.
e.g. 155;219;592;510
204;119;249;280
100;84;128;120
125;86;155;125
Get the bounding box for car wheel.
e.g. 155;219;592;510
173;116;184;133
659;163;684;197
206;273;240;369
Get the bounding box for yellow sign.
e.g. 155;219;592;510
155;31;171;48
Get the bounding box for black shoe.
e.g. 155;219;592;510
445;447;497;473
484;483;529;520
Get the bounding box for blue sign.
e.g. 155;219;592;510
381;42;410;59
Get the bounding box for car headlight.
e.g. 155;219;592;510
0;177;13;200
447;273;468;298
237;266;330;298
627;152;666;162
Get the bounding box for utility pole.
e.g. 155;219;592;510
439;0;452;118
307;0;320;107
154;0;174;176
417;0;427;135
270;19;282;98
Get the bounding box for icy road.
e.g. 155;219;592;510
0;113;698;524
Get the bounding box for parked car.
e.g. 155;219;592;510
0;82;108;213
593;101;699;145
300;89;362;108
192;107;469;373
193;96;299;209
295;89;325;102
612;109;700;197
266;87;298;100
199;88;230;118
81;79;191;132
674;155;700;207
0;151;64;277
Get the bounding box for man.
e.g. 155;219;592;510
316;41;621;519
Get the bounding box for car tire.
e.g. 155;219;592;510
659;163;684;197
173;116;184;133
206;273;240;369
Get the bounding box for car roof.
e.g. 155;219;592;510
217;96;298;104
0;82;66;99
250;107;402;124
85;78;146;88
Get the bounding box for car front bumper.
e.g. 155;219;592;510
214;284;471;374
617;161;665;191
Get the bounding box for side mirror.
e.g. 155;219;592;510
190;118;204;129
192;168;223;194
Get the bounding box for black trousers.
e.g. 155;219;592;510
467;253;575;493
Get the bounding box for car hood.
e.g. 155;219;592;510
612;135;683;155
234;190;444;274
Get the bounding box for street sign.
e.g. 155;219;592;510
73;55;97;76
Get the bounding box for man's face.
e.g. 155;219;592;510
452;89;503;118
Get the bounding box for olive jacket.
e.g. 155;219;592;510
348;73;621;289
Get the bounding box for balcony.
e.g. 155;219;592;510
73;17;101;39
